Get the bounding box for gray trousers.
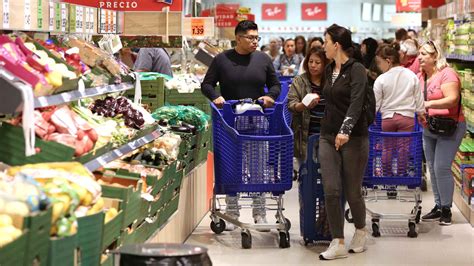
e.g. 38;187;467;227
319;135;369;239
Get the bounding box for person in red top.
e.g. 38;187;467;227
400;39;420;74
417;40;466;226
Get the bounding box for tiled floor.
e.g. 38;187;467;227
186;181;474;265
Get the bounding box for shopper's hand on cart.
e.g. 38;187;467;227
213;96;226;108
258;96;275;108
335;134;349;151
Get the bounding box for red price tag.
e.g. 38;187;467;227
191;18;205;36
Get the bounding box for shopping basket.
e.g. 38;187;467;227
264;80;292;127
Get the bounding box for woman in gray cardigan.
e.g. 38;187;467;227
288;47;329;171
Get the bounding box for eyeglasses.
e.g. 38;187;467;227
240;35;261;42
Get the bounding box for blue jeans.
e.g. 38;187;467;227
423;122;466;208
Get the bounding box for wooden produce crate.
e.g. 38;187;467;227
122;11;182;36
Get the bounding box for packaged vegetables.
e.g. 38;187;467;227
152;105;210;131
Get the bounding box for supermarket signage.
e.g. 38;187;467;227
301;3;327;20
182;17;214;38
60;0;183;11
396;0;421;13
261;3;286;20
191;18;204;36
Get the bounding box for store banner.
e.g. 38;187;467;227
301;3;327;20
215;3;239;14
396;0;421;12
262;3;286;20
60;0;183;11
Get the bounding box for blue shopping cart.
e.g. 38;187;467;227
345;113;423;238
298;135;332;245
209;99;294;249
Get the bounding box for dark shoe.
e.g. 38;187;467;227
439;207;452;226
422;206;441;222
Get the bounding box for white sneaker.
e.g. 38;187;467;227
349;228;368;253
319;239;348;260
255;216;270;232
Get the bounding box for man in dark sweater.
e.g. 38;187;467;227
201;20;280;108
201;20;281;231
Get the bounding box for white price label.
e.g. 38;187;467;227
48;1;54;30
76;7;83;33
3;0;10;29
61;3;67;32
24;0;31;29
112;11;116;33
85;8;90;33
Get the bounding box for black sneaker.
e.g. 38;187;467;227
439;207;452;226
422;206;441;221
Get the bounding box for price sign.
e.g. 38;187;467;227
24;0;32;29
100;9;106;33
55;3;61;31
76;6;83;33
61;3;67;32
191;18;205;36
112;11;116;33
2;0;9;29
89;8;95;33
69;5;76;32
48;1;54;30
37;0;43;29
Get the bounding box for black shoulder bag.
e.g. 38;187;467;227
424;74;460;136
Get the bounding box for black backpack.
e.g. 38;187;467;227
350;63;376;126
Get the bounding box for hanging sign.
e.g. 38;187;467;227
60;0;183;11
262;4;286;21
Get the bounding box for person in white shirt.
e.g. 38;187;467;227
374;43;425;176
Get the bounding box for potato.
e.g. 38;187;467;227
4;201;29;216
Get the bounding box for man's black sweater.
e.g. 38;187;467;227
201;49;281;101
321;58;369;137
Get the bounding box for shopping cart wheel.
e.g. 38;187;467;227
407;222;418;238
344;209;354;223
241;230;252;249
279;231;291;249
371;223;381;237
210;219;226;234
387;191;398;199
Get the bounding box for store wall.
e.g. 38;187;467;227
204;0;399;41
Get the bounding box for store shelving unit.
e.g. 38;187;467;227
84;128;162;172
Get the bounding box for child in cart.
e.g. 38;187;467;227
201;20;281;230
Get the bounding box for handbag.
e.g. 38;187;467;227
424;74;460;136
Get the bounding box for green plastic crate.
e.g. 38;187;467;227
102;210;124;251
134;221;156;243
100;178;145;227
24;208;52;266
0;123;75;166
77;212;104;266
165;89;209;105
48;234;78;266
159;194;180;228
101;254;114;266
126;78;165;109
0;231;28;266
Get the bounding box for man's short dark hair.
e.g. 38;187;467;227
395;28;408;41
235;20;258;36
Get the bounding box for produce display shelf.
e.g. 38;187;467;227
35;83;135;108
447;54;474;62
84;129;162;172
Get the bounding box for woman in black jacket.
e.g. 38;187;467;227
318;24;369;260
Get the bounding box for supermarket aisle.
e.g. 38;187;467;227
186;181;474;266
